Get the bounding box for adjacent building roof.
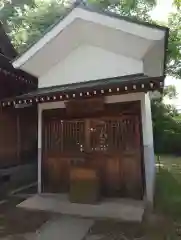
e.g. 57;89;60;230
0;21;17;59
0;22;38;99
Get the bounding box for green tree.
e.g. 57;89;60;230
163;85;177;99
167;9;181;78
152;85;181;155
7;1;67;52
174;0;181;9
0;0;157;53
88;0;156;19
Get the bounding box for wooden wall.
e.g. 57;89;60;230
0;107;37;168
0;23;38;169
0;109;17;167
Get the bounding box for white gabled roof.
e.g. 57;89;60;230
12;4;168;78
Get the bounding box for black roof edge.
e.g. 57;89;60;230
0;21;17;59
163;27;170;77
12;0;169;64
78;2;169;32
20;73;146;94
0;53;38;86
2;73;164;101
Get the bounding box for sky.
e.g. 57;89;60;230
151;0;181;110
151;0;174;21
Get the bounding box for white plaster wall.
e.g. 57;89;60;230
141;93;154;146
39;45;143;88
37;92;155;205
141;93;155;205
13;6;165;74
143;40;164;77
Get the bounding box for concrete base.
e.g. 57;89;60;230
0;163;37;187
18;194;145;222
1;216;94;240
36;216;94;240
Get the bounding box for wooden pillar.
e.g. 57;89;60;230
38;105;42;193
16;112;21;163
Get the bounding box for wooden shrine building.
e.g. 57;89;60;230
2;4;169;206
0;22;38;168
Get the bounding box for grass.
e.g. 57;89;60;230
84;155;181;240
155;155;181;220
154;155;181;239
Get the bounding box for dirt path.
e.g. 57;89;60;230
0;197;53;238
0;196;179;240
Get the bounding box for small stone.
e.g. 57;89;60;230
0;226;5;231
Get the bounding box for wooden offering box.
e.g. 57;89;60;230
69;167;100;204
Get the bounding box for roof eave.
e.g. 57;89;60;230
0;75;164;108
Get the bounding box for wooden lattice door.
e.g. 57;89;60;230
42;113;143;199
86;116;142;198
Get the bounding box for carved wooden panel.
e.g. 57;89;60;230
66;98;104;116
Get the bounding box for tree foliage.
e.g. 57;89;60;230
0;0;157;52
174;0;181;9
163;85;177;99
152;85;181;155
167;9;181;78
89;0;155;20
0;0;68;52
